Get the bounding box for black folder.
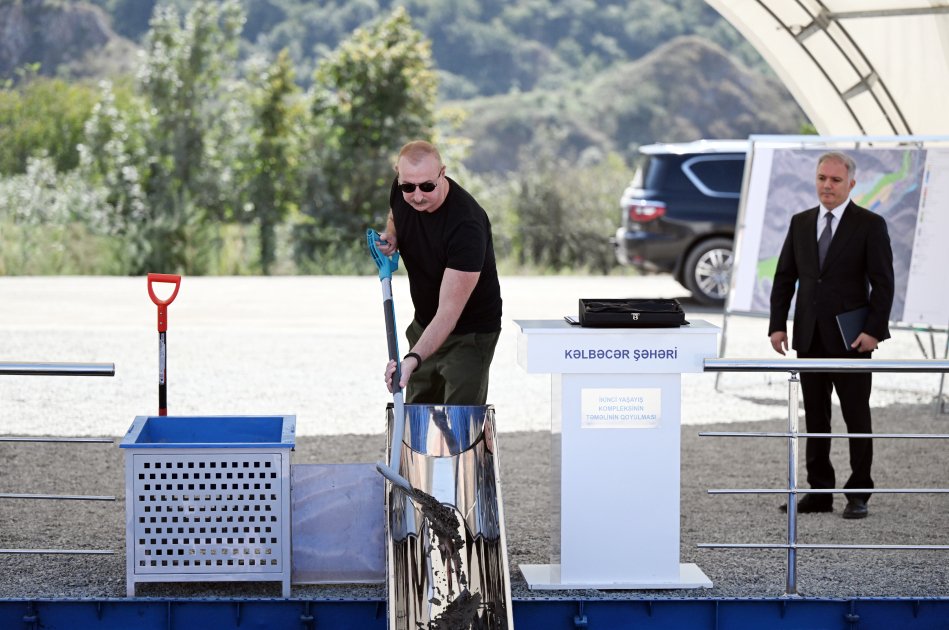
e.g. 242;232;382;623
836;306;870;351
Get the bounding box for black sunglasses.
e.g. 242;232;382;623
399;174;440;194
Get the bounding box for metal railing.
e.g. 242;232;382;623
700;358;949;595
0;361;115;377
713;320;949;417
1;361;117;556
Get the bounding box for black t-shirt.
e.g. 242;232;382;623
390;176;502;334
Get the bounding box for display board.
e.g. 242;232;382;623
729;143;949;327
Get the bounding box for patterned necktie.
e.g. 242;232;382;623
818;212;833;268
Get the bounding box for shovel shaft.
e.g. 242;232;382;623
368;232;407;473
381;276;406;469
376;460;413;495
381;277;402;393
390;392;405;470
158;331;167;416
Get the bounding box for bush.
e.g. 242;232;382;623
0;157;129;274
449;141;628;275
0;76;101;175
510;142;627;273
0;157;114;232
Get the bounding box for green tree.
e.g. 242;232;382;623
245;49;302;274
78;80;151;242
297;6;438;262
134;0;246;274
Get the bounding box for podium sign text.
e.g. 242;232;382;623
581;388;661;429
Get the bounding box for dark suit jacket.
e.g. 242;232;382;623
768;201;894;354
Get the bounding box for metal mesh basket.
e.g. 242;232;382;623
121;416;294;597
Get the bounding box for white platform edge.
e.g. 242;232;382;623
519;564;712;590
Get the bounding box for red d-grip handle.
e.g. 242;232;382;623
147;273;181;332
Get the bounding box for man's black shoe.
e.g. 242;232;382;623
843;498;868;519
779;494;834;513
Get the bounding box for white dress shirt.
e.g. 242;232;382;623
817;198;849;241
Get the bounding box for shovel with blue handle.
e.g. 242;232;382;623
366;230;415;490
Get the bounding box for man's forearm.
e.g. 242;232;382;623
864;220;894;338
408;269;480;362
769;279;794;334
769;230;797;335
386;210;396;242
410;312;459;361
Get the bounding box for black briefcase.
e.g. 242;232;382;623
578;298;687;328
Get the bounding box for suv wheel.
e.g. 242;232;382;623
683;238;733;305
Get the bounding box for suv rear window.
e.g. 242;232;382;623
644;156;694;192
682;157;744;197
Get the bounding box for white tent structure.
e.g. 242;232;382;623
705;1;949;135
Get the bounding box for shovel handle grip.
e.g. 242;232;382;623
147;274;181;333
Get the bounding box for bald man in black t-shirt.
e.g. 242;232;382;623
378;141;502;405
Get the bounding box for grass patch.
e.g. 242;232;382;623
0;221;128;275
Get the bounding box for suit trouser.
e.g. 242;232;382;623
798;327;874;503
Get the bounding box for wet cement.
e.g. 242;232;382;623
407;487;466;566
403;486;486;629
427;589;483;630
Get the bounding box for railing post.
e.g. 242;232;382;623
787;372;800;596
715;312;731;392
936;328;949;416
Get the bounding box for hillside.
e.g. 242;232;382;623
81;0;768;97
0;0;137;80
457;36;806;172
0;0;809;176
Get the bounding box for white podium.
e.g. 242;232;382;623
515;319;720;590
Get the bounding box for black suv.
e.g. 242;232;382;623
611;140;747;305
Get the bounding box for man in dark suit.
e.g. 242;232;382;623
769;151;894;520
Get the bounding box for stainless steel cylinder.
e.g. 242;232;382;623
385;404;514;630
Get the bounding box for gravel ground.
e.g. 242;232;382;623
2;402;948;599
1;275;947;600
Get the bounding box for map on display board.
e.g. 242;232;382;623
729;146;949;327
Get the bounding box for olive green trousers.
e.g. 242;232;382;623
404;318;500;405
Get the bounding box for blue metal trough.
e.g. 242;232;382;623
4;596;949;629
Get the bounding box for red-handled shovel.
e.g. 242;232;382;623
147;273;181;416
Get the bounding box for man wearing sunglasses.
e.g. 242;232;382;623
379;140;502;405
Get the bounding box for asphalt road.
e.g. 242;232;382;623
0;275;943;437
